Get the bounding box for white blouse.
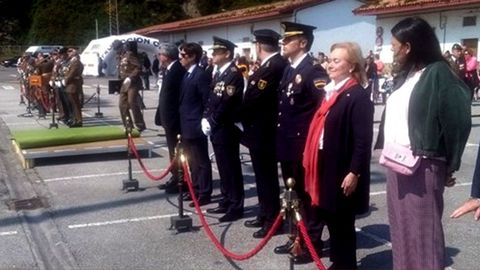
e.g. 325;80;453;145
384;69;424;147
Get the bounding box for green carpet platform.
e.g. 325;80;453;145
11;126;154;168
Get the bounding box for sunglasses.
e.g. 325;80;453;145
179;52;189;58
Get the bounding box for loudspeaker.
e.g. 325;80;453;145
108;79;123;94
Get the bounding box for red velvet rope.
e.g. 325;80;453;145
182;161;283;260
128;135;174;181
297;220;327;270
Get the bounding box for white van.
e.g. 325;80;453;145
25;45;63;55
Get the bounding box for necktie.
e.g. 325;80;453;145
213;70;220;82
285;66;294;82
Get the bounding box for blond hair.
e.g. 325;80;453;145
330;42;367;86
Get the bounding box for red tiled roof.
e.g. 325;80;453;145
134;0;330;35
354;0;480;16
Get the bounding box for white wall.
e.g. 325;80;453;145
296;0;376;57
145;0;376;60
375;7;480;63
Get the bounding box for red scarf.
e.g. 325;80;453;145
303;78;358;206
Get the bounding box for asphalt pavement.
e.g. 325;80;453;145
0;66;479;270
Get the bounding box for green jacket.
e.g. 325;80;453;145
408;61;471;173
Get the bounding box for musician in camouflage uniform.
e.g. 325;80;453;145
50;48;71;124
63;48;84;127
118;41;146;131
34;52;54;118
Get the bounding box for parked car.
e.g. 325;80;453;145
1;56;20;67
25;45;63;55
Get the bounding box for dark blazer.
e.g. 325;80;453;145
241;53;287;150
320;84;374;215
179;65;211;139
472;144;480;198
276;55;328;161
154;61;186;128
204;62;244;145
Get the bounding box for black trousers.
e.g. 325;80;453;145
212;140;244;214
320;207;357;269
250;145;280;223
164;124;180;179
280;160;324;249
183;137;212;200
280;160;306;201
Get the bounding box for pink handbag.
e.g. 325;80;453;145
379;142;421;175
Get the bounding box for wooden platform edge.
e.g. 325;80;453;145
11;138;155;169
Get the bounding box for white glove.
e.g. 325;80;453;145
123;77;131;86
55;81;62;88
201;118;211;136
234;122;244;132
49;80;54;87
61;79;66;87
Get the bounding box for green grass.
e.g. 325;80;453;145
12;126;140;149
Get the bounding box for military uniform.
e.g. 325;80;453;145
118;42;146;131
34;55;54;117
204;37;245;221
64;52;84;127
241;29;287;236
51;48;70;123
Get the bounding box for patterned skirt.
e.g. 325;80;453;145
386;158;446;270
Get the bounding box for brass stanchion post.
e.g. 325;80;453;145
282;177;300;270
170;134;193;232
122;116;139;191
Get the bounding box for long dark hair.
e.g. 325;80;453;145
391;17;445;89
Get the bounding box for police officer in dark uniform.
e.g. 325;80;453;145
118;41;146;131
274;21;329;264
203;36;245;223
241;29;288;238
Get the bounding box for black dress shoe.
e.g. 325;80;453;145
189;197;211;207
274;239;294;254
158;177;176;190
206;206;228;214
70;122;82;128
252;223;278;238
165;185;179;194
293;252;313;264
218;211;243;222
182;193;193;201
244;219;264;228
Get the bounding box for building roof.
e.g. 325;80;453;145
354;0;480;16
134;0;330;35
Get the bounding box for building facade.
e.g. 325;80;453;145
354;0;480;63
134;0;376;60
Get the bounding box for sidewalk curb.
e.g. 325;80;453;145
0;118;78;270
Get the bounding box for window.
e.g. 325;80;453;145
463;16;477;26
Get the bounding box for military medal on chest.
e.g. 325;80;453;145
295;74;302;84
214;81;225;96
286;83;293;97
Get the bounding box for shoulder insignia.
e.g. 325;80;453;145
226;85;236;96
295;74;302;84
258;79;267;90
313;79;327;90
